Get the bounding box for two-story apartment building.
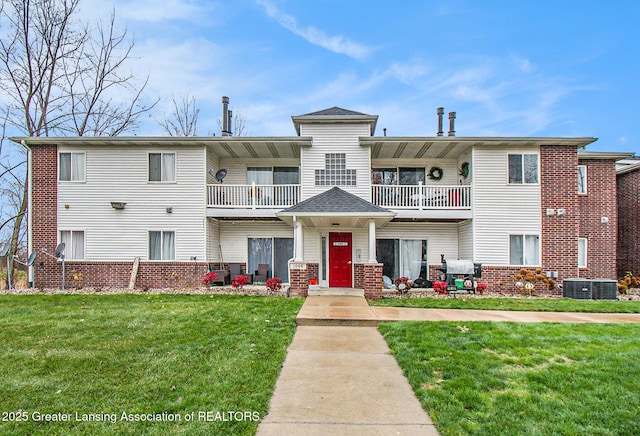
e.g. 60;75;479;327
14;104;626;299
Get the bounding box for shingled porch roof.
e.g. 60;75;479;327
277;187;395;228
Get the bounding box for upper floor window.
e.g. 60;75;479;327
509;234;540;266
578;165;587;194
59;152;85;182
149;230;175;260
508;154;538;184
149;153;176;182
371;168;397;185
315;153;356;186
399;167;426;185
60;230;85;259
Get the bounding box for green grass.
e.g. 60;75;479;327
379;321;640;435
373;296;640;313
0;294;303;435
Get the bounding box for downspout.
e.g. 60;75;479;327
20;140;34;288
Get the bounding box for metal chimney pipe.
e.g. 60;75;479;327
221;96;230;136
383;128;387;137
437;107;444;136
448;111;456;137
228;110;233;137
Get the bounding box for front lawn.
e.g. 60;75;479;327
380;321;640;435
0;294;303;435
373;296;640;313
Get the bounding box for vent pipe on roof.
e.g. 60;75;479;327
437;107;444;136
448;111;456;137
383;128;387;137
221;96;231;136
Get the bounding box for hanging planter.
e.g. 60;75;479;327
459;162;470;178
428;166;444;181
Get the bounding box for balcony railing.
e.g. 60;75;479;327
207;183;300;208
371;183;471;209
207;183;471;210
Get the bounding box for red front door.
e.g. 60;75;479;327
329;232;352;287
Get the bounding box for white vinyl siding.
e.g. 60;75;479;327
578;238;588;268
578;165;587;194
58;145;205;261
300;124;371;200
457;220;473;259
60;230;85;259
59;152;85;182
473;146;541;265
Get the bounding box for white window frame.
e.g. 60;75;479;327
508;153;539;185
59;230;85;260
58;152;86;182
578;238;588;268
148;152;176;183
148;230;176;260
509;234;540;266
578;165;588;195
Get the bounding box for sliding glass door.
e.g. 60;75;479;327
376;239;427;281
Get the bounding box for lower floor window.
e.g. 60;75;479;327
376;239;428;281
149;231;175;260
578;238;588;268
60;230;85;259
248;237;293;280
509;234;540;266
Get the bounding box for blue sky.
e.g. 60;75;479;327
73;0;640;152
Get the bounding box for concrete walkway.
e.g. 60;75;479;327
257;325;438;435
258;293;640;435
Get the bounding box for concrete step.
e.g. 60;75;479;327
296;295;379;326
307;287;364;297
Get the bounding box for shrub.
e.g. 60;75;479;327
395;276;414;293
232;275;250;290
201;271;219;286
266;277;283;291
433;280;448;295
476;282;488;293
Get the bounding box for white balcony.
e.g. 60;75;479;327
207;184;300;209
371;184;471;209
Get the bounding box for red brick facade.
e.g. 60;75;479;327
288;262;309;297
577;159;617;279
617;167;640;277
354;263;383;300
540;145;579;281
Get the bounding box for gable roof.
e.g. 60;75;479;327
282;187;392;214
300;107;370;117
277;187;395;227
291;107;378;136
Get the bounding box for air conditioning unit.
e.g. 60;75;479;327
563;279;592;299
591;279;618;300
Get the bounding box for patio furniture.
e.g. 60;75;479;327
229;263;253;284
254;264;270;284
207;264;229;285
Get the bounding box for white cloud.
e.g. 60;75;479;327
256;0;373;59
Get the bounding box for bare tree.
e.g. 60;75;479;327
160;94;200;136
0;0;157;287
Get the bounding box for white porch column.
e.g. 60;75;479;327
368;219;377;263
294;217;304;261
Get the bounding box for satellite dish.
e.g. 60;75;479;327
215;169;227;183
0;241;9;257
55;243;66;258
27;252;37;266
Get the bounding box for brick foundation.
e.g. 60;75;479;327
354;263;383;300
617;167;640;277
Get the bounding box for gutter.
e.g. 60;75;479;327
20;140;34;288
